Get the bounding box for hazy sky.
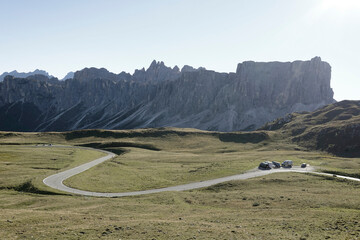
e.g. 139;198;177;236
0;0;359;101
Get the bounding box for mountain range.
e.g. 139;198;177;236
0;57;335;132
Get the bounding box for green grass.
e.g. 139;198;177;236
0;173;359;239
1;129;359;193
0;128;359;239
0;145;107;193
64;147;258;192
64;135;360;192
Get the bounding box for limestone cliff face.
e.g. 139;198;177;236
0;57;334;132
234;57;333;107
138;57;334;131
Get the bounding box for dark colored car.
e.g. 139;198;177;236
301;163;307;168
272;161;281;168
258;162;271;170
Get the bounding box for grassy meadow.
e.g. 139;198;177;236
0;128;359;239
0;145;107;194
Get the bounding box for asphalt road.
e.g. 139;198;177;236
43;145;360;198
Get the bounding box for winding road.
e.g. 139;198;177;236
43;145;360;198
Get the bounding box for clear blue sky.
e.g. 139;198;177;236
0;0;359;101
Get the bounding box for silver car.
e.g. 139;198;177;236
282;160;293;168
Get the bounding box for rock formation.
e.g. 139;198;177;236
0;57;334;132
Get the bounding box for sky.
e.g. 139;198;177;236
0;0;359;101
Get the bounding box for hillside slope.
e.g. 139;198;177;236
260;100;360;157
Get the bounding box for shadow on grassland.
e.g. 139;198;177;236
218;132;269;143
78;142;161;152
1;181;67;196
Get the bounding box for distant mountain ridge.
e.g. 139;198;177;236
62;71;74;81
0;57;335;132
0;69;53;82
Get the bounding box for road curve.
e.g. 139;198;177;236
43;145;360;198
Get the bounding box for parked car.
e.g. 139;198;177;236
272;161;281;168
281;160;293;168
258;162;271;170
301;163;307;168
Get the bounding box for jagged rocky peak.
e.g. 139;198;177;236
173;65;180;72
149;60;164;68
72;60;181;83
132;60;181;82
